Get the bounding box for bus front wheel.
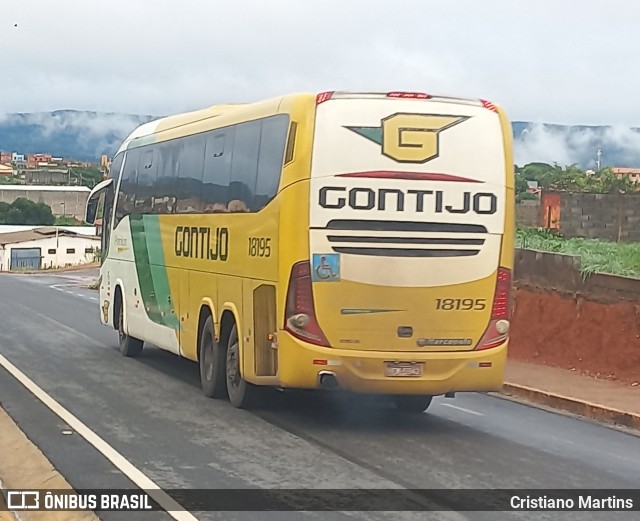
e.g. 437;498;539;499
392;395;433;413
226;324;258;409
117;295;143;357
199;316;227;398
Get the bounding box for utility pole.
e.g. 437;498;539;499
596;147;602;171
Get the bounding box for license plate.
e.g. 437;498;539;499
384;362;423;377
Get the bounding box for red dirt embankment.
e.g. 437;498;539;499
510;288;640;385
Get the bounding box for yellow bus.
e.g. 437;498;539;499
86;91;514;413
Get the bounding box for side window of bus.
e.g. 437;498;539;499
136;147;157;214
176;134;206;214
109;153;124;183
114;149;140;228
203;129;234;213
255;115;289;211
229;120;261;213
154;141;180;214
103;152;124;246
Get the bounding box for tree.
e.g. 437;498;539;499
516;161;640;195
515;172;529;195
0;198;55;225
521;162;554;181
594;167;635;193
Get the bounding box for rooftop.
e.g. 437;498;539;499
612;167;640;175
0;184;90;192
0;225;96;235
0;226;98;246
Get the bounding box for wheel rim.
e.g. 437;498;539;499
203;332;214;381
227;341;240;390
118;306;125;343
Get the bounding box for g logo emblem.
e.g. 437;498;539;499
382;113;467;163
346;113;469;164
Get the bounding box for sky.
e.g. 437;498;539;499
2;1;640;166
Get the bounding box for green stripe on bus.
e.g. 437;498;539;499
130;215;163;326
144;215;180;330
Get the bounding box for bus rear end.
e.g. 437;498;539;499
278;91;514;405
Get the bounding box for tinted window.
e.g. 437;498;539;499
255;115;289;211
176;135;206;213
136;147;157;213
203;129;234;212
114;148;140;227
154;141;180;214
109;153;124;182
228;121;261;213
111;116;288;218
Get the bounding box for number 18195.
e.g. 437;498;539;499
435;298;486;311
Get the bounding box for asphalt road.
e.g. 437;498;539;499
0;270;638;521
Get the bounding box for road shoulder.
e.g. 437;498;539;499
503;359;640;432
0;406;98;521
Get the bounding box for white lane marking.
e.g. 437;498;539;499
49;284;98;301
440;403;485;416
0;353;199;521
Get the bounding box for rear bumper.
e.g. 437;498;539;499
275;333;508;395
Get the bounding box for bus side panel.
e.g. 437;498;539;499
251;283;278;377
184;269;217;361
498;106;516;272
105;216;181;354
217;274;243;360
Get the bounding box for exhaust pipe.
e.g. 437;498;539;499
318;371;339;389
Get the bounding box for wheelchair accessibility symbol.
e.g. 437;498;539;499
312;254;341;282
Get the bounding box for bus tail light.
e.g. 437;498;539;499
284;261;330;346
480;99;498;112
386;92;430;99
476;267;512;350
316;92;334;104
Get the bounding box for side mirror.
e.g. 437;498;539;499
85;178;113;224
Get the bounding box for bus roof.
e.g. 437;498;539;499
116;97;290;154
116;91;498;155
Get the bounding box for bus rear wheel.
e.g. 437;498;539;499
392;395;433;413
226;324;258;409
199;316;227;398
117;295;143;357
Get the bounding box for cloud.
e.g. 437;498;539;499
514;123;640;168
3;0;640;126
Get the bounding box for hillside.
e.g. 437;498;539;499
1;110;640;168
0;110;156;162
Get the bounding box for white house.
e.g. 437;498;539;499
0;227;101;271
0;225;97;236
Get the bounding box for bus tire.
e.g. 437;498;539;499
392;395;433;413
117;294;143;357
226;324;258;409
199;316;227;398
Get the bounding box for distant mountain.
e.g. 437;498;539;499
0;110;157;163
1;110;640;168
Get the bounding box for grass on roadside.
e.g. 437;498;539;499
516;227;640;279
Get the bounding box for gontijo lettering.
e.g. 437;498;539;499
319;186;498;215
174;226;229;261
